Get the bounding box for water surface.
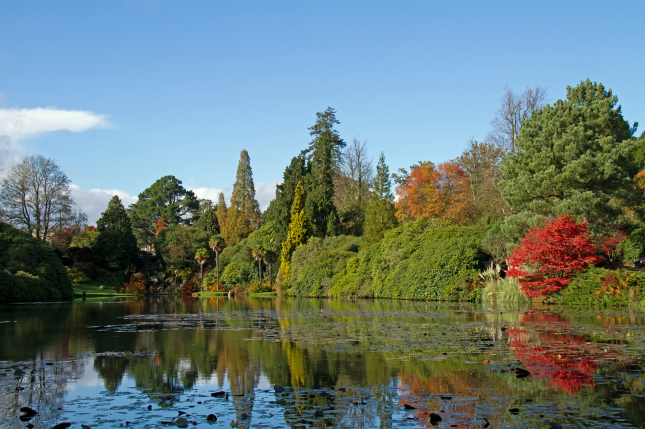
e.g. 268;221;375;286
1;297;644;428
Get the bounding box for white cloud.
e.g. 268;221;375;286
69;185;137;225
0;107;108;141
191;187;229;204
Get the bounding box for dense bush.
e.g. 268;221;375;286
327;218;488;300
286;235;361;297
68;268;92;285
0;222;73;303
70;229;101;248
549;268;645;307
180;281;198;296
220;262;250;286
619;228;645;263
120;273;148;294
249;282;274;293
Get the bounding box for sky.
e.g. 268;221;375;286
1;0;644;223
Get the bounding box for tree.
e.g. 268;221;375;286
334;138;373;235
208;234;226;290
487;85;548;153
215;192;228;237
128;175;199;247
395;161;473;225
281;181;309;284
306;107;346;166
499;79;640;229
92;195;138;270
195;207;219;235
195;248;209;290
251;246;264;284
0;155;77;241
262;155;309;243
263;248;278;286
223;150;261;245
305;129;339;237
507;215;602;297
364;152;397;243
457;139;508;223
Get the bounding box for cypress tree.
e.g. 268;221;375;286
93;195;138;270
364;152;397;243
215;192;228;239
499;79;640;232
224;150;261;245
281;181;308;284
305;129;338;237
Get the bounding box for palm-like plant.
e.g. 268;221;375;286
252;246;265;284
195;248;209;290
209;234;226;291
263;249;278;286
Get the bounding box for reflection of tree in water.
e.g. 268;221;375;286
93;356;128;392
508;311;627;394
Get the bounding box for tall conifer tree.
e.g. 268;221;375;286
281;181;308;284
215;192;228;241
93;195;138;270
305;129;338;237
224;150;261;245
364;152;397;243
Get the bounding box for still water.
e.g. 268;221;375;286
1;297;645;428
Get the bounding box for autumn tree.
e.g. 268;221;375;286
507;215;602;297
92;195;138;270
364;152;397;243
128;175;199;247
395;161;473;225
487;85;548;153
281;181;309;284
224;150;261;245
499;79;640;239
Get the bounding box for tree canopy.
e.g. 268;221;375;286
93;195;138;270
223;150;261;245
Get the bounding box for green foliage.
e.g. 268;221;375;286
224;149;262;245
328;219;488;300
221;262;250;286
481;274;529;304
128;176;199;246
287;235;362;297
248;282;274;293
499;79;640;228
0;222;73;302
549;268;645;307
306;107;346;166
281;181;309;284
618;227;645;262
305;129;338;238
68;268;92;285
92;196;138;270
156;225;211;284
70;230;100;248
364;152;397;243
195;208;219;235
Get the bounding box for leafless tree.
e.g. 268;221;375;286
0;155;75;240
487;86;548;153
335;138;373;207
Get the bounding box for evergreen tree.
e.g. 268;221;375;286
195;208;219;235
128;175;199;246
305;129;338;237
215;192;228;239
224;150;262;245
281;181;308;284
306;107;346;166
93;195;138;270
364;152;397;243
499;79;640;231
262;155;308;243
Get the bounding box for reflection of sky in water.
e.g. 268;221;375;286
1;299;645;428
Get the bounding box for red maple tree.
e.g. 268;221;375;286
154;217;168;237
507;214;602;297
395;161;472;225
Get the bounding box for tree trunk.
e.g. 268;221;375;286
200;263;204;290
258;259;263;283
268;263;273;286
216;251;220;291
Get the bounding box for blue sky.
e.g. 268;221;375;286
1;0;643;222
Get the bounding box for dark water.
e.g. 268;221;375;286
1;297;645;428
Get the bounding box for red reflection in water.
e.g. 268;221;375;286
508;312;625;394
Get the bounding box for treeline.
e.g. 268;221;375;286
2;79;645;303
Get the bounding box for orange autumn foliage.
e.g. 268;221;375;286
154;217;168;237
395;161;473;225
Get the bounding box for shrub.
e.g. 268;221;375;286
0;222;73;303
619;228;645;263
248;282;274;293
123;273;147;294
550;268;645;307
180;281;198;296
68;268;92;285
221;262;250;286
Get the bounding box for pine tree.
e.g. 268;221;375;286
224;150;261;245
305;129;338;237
215;192;228;240
364;152;397;243
499;79;640;231
195;208;219;235
92;195;138;270
307;107;346;166
281;181;308;284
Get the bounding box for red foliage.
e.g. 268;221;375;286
507;215;602;297
154;217;168;237
180;281;198;296
597;230;628;262
50;225;81;247
122;273;147;294
395;161;472;225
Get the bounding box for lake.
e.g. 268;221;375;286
1;297;644;428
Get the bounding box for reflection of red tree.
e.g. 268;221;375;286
509;312;626;394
